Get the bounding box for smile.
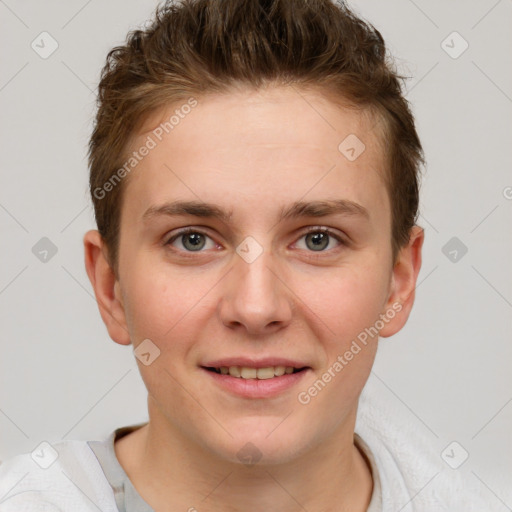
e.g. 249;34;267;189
205;366;306;379
201;365;311;398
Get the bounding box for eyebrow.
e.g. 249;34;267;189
142;198;370;224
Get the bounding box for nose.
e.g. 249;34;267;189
218;247;293;336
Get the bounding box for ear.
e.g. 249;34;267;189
83;229;131;346
379;225;424;338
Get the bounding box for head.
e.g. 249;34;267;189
85;0;424;464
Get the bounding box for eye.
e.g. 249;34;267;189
294;227;345;252
164;226;346;255
165;228;217;252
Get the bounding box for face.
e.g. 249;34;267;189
87;85;421;465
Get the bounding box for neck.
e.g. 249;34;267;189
115;401;373;512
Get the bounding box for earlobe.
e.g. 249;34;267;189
83;230;131;346
379;225;424;338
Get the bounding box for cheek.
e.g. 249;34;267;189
124;266;203;401
295;268;388;411
297;263;389;345
122;254;211;342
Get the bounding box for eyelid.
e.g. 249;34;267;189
292;226;347;251
298;225;346;242
164;225;347;253
165;226;218;249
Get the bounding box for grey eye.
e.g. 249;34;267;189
180;232;207;251
166;230;216;252
305;232;330;251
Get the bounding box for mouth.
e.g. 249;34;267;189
202;365;309;379
200;362;312;399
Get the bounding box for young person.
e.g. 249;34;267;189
0;0;492;510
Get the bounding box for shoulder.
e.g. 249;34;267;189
355;373;499;511
0;438;117;512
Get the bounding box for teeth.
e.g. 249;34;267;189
274;366;286;376
216;365;299;379
229;366;241;377
256;367;274;380
240;367;257;379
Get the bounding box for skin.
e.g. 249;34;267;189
84;85;423;512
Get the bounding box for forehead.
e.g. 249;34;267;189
137;85;384;160
121;86;389;226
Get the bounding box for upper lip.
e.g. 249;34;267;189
201;357;310;369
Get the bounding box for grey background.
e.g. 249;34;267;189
1;0;511;507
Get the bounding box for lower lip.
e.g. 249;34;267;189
201;367;310;398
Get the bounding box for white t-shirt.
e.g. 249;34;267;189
0;373;496;511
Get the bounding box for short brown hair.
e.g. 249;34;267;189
88;0;424;278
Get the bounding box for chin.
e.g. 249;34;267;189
207;423;312;467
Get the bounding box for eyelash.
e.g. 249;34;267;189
164;226;347;255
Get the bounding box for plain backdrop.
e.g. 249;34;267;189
1;0;511;506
